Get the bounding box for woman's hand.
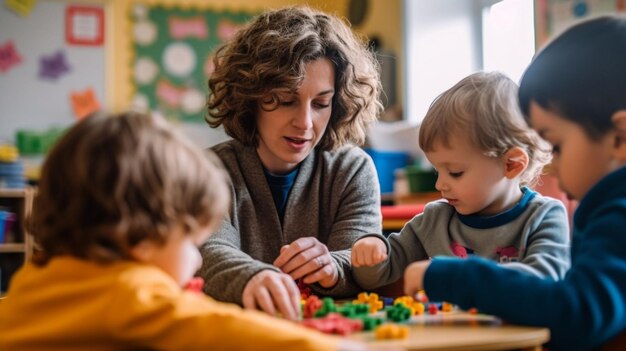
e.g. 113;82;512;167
403;260;432;297
351;237;387;267
242;270;301;321
273;237;338;288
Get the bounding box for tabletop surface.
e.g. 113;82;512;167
350;311;550;351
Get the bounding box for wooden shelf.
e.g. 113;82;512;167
0;243;26;253
0;187;34;293
394;191;441;205
0;188;28;198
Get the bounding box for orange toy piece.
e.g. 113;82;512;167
375;324;409;340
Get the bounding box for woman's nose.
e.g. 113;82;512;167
292;105;313;130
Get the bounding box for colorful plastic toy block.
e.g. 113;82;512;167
375;324;409;340
314;297;338;317
303;295;323;319
301;313;364;335
183;277;204;293
386;303;412;322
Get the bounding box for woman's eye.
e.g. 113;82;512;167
551;145;560;155
449;172;464;178
280;100;295;106
314;101;330;108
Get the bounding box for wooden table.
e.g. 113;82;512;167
350;311;549;351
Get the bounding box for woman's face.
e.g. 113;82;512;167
256;58;335;174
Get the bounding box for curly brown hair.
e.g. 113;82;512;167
30;112;230;265
206;6;382;150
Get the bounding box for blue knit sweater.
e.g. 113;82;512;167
424;166;626;351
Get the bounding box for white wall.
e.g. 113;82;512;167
403;0;484;123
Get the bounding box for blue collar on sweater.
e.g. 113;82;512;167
457;187;536;229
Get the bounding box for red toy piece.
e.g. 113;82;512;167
297;279;313;299
303;295;323;319
184;277;204;293
301;313;364;335
428;303;438;315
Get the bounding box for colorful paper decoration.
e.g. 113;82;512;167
70;88;100;119
39;50;70;80
216;19;245;42
5;0;37;17
169;16;208;39
162;42;196;77
156;80;184;107
0;40;23;73
65;5;105;46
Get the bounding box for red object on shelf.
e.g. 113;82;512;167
381;204;426;220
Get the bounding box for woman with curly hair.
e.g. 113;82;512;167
199;6;383;321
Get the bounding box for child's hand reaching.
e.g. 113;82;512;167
403;260;431;297
351;237;387;267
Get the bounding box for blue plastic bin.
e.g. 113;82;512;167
364;148;409;194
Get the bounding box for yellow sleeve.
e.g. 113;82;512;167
107;276;340;351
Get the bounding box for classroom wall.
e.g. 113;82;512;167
352;0;403;111
3;0;408;149
117;0;351;148
0;0;106;143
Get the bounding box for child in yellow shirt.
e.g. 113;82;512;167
0;112;365;351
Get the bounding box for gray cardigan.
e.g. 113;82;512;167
199;140;382;304
354;192;571;290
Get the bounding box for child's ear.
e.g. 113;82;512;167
129;240;156;263
502;146;529;179
612;111;626;162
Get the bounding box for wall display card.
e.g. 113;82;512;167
70;87;100;119
130;4;253;123
0;40;23;73
38;50;70;80
5;0;37;17
65;5;104;46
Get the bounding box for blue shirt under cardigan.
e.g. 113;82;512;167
264;167;299;222
424;166;626;351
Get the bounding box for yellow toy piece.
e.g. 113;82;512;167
375;324;409;340
0;144;19;163
353;292;384;313
414;302;425;315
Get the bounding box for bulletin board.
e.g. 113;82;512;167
535;0;626;46
129;4;254;123
0;0;108;143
